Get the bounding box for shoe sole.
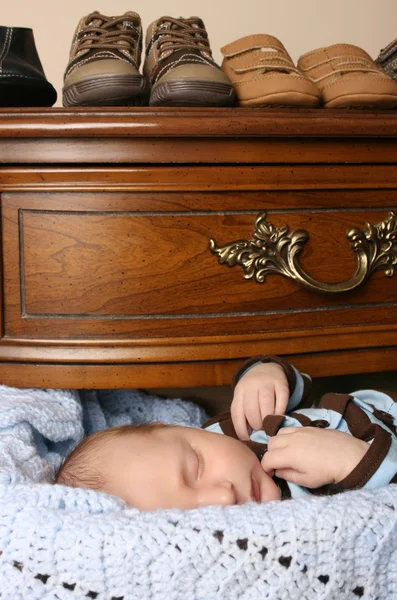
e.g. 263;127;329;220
63;74;149;107
324;93;397;108
238;91;320;108
149;80;236;106
0;78;57;107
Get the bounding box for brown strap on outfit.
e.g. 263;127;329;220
262;414;286;436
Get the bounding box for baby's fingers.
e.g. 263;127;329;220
273;468;305;485
261;448;298;473
274;382;290;414
243;391;264;432
258;392;276;422
231;394;251;440
275;426;300;436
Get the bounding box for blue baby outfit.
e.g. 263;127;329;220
203;356;397;498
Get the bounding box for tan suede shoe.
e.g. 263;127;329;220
63;12;148;106
298;43;397;108
221;34;321;107
144;16;236;106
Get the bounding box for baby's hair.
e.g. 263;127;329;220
55;422;170;491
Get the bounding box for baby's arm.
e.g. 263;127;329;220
231;355;312;440
261;427;369;488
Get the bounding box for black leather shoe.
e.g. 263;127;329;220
0;26;57;106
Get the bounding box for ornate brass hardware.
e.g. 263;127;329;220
209;212;397;294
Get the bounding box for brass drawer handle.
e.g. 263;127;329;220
209;211;397;294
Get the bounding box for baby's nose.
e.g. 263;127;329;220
198;481;237;507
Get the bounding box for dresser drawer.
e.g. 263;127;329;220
1;179;396;364
1;106;397;389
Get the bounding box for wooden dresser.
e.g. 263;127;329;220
0;107;396;389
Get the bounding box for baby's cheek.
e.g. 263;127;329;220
260;474;281;502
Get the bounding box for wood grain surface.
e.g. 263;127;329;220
0;108;396;388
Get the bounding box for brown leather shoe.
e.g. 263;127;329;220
221;34;321;107
298;43;397;108
144;16;236;106
63;12;148;106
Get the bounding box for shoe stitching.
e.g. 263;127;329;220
311;68;387;84
154;53;216;83
233;58;302;76
234;75;315;86
223;43;287;59
322;75;397;90
222;34;285;55
300;43;370;59
299;55;373;71
299;56;386;84
0;28;12;74
238;91;319;103
0;73;49;81
65;52;136;78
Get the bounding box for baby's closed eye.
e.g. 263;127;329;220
192;447;205;482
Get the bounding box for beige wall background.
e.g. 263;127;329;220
2;0;397;104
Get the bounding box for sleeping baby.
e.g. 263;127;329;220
55;355;397;510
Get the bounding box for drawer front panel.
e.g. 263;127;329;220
2;192;397;340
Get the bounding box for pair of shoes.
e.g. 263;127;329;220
62;12;236;107
221;35;397;108
376;38;397;81
0;26;57;107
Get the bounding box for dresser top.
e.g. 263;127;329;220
0;107;397;138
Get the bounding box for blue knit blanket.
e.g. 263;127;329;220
1;386;397;600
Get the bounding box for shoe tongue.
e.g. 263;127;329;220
118;16;139;49
84;12;139;51
87;17;104;28
157;17;207;55
85;11;139;30
160;16;203;31
121;11;140;28
85;11;106;28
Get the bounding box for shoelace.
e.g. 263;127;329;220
75;12;140;53
230;45;302;76
152;16;212;57
300;55;386;82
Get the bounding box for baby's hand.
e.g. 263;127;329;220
231;362;289;440
261;427;369;488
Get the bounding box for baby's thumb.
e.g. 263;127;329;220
274;469;302;484
275;427;299;436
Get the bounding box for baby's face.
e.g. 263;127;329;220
97;426;280;510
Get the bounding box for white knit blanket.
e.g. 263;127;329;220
1;386;397;600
